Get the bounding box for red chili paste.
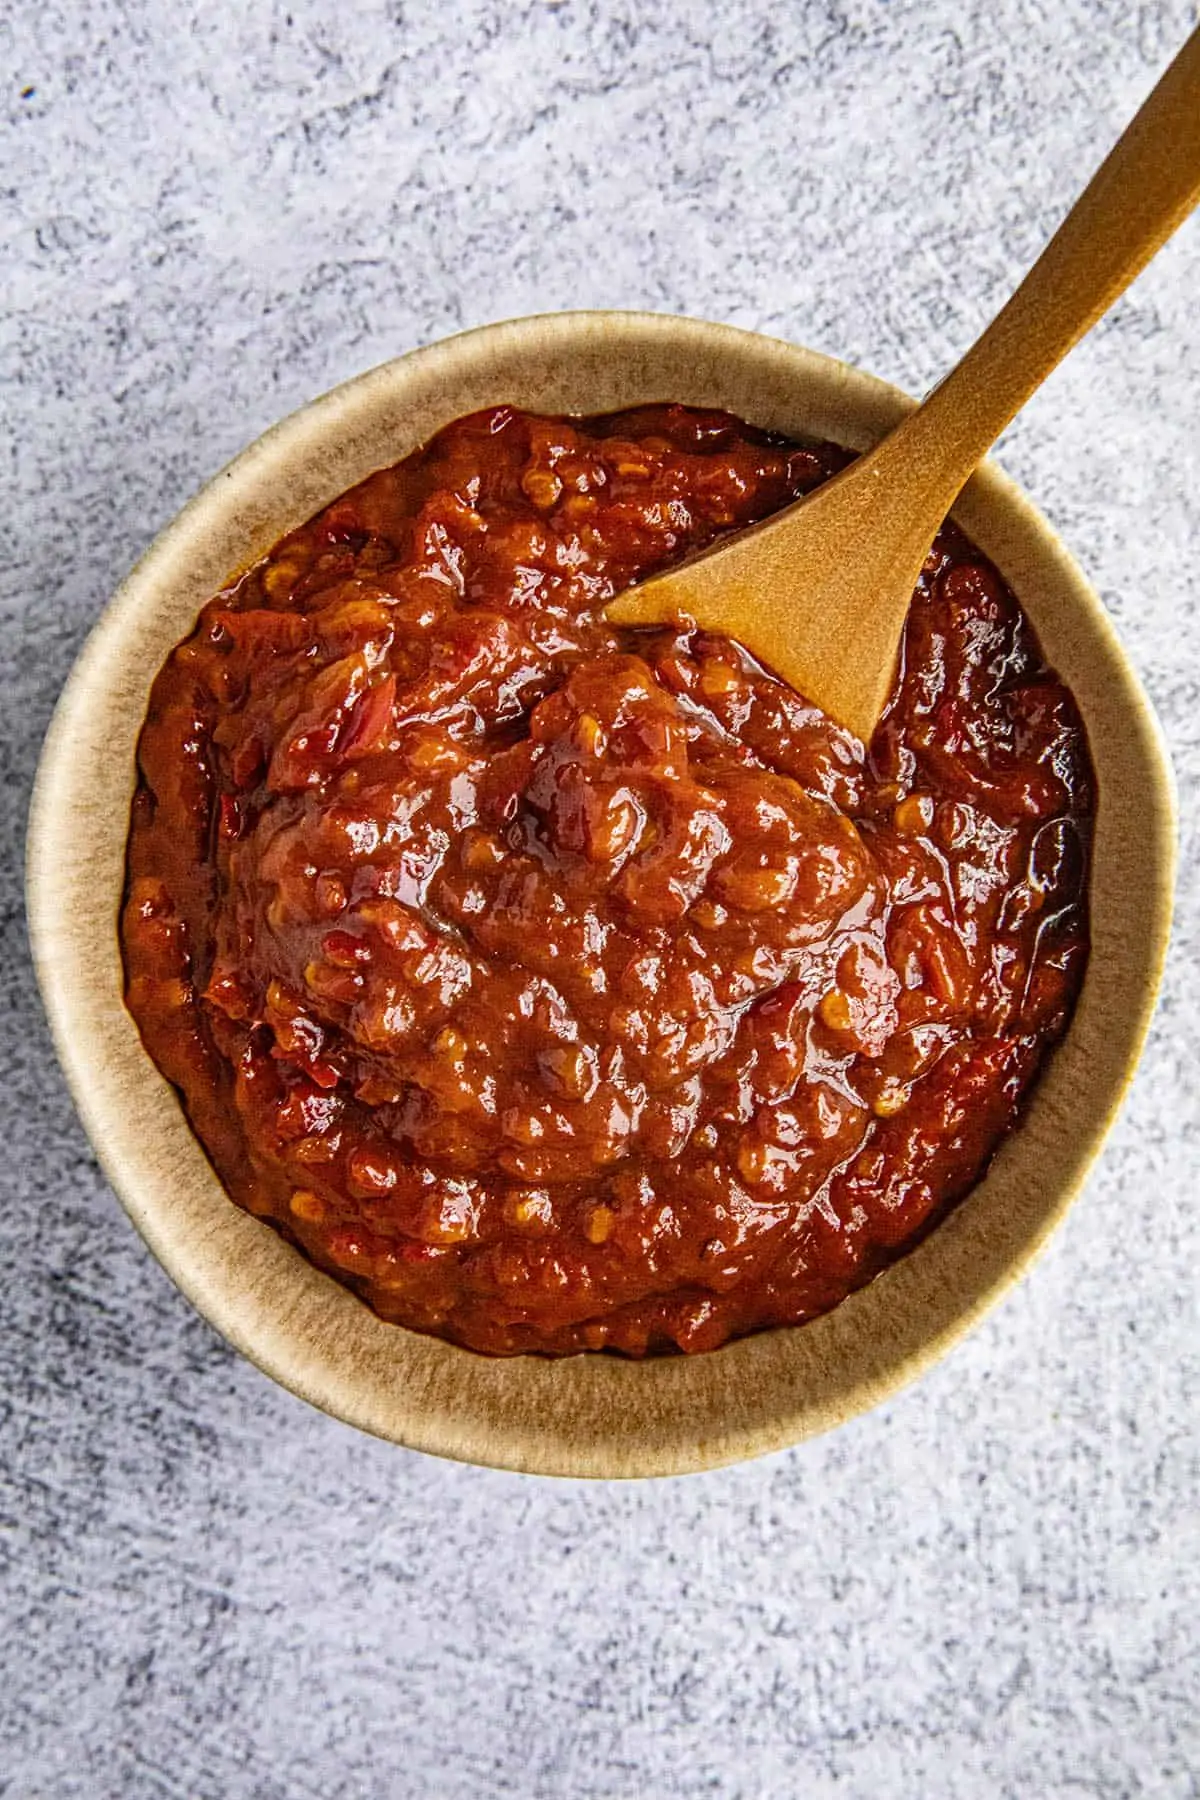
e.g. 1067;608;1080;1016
122;405;1091;1356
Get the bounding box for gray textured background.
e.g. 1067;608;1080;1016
3;2;1198;1795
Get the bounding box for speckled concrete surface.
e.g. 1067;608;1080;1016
3;3;1198;1795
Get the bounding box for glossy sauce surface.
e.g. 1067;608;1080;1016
123;405;1092;1356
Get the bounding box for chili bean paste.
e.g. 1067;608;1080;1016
123;405;1091;1356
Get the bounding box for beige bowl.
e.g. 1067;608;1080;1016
27;312;1175;1477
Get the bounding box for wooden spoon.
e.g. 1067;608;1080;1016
608;26;1200;744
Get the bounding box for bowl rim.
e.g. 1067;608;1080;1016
26;310;1177;1478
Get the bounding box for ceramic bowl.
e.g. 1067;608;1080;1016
26;312;1176;1477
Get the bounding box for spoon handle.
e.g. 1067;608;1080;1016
878;24;1200;503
